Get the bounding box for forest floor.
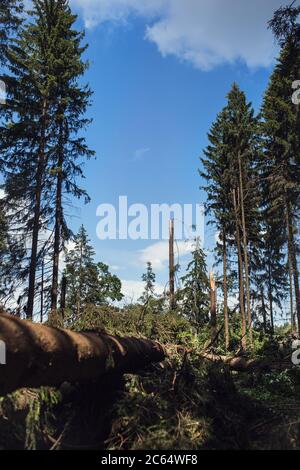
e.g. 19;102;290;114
0;307;299;450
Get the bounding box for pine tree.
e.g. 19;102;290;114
261;17;300;332
0;0;23;174
180;241;209;330
201;84;260;349
268;2;300;47
0;0;93;318
225;84;261;349
254;167;288;333
201;108;234;349
46;0;94;311
0;0;61;318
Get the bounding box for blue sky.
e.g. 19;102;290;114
65;0;284;301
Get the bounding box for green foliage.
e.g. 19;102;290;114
179;240;210;329
0;387;62;450
0;0;23;65
140;262;156;304
64;226;123;323
0;0;94;315
69;304;195;346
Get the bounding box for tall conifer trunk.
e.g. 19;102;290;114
233;188;247;350
285;199;300;334
288;260;294;331
51;118;64;311
238;152;253;349
267;264;274;334
222;230;229;349
260;286;267;333
27;99;48;319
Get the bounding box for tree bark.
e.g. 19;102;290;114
27;99;48;319
268;265;274;334
60;275;67;319
286;200;300;334
238;152;253;349
222;230;229;350
0;313;165;396
202;352;292;372
260;286;267;334
51;119;64;311
169;219;175;310
210;272;217;344
233;189;247;350
289;258;295;332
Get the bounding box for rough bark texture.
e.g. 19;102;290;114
238;152;253;349
51;118;64;311
0;313;165;396
210;272;217;344
27;99;48;319
286;201;300;335
233;189;247;350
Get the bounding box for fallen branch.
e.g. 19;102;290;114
174;345;293;372
0;313;165;396
201;353;293;372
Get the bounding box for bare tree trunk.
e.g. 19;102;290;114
51;120;64;311
222;230;229;350
233;189;247;351
60;275;67;319
288;260;295;332
286;201;300;335
40;255;44;323
77;240;83;318
268;266;274;334
210;272;217;344
0;313;165;396
260;286;267;334
169;219;175;310
27;100;48;319
238;152;253;349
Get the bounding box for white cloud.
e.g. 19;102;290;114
110;264;125;271
71;0;283;70
0;189;5;200
138;239;194;271
132;147;150;162
71;0;166;28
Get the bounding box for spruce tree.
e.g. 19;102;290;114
261;16;300;332
0;0;93;318
201;84;260;349
45;0;94;311
64;226;123;320
201;107;234;349
0;0;23;65
180;241;209;330
225;84;261;349
1;0;61;318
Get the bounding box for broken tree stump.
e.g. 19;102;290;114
0;313;165;396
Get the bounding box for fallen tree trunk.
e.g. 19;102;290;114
202;353;293;372
0;313;165;396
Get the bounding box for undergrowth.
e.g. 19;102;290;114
1;306;299;450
